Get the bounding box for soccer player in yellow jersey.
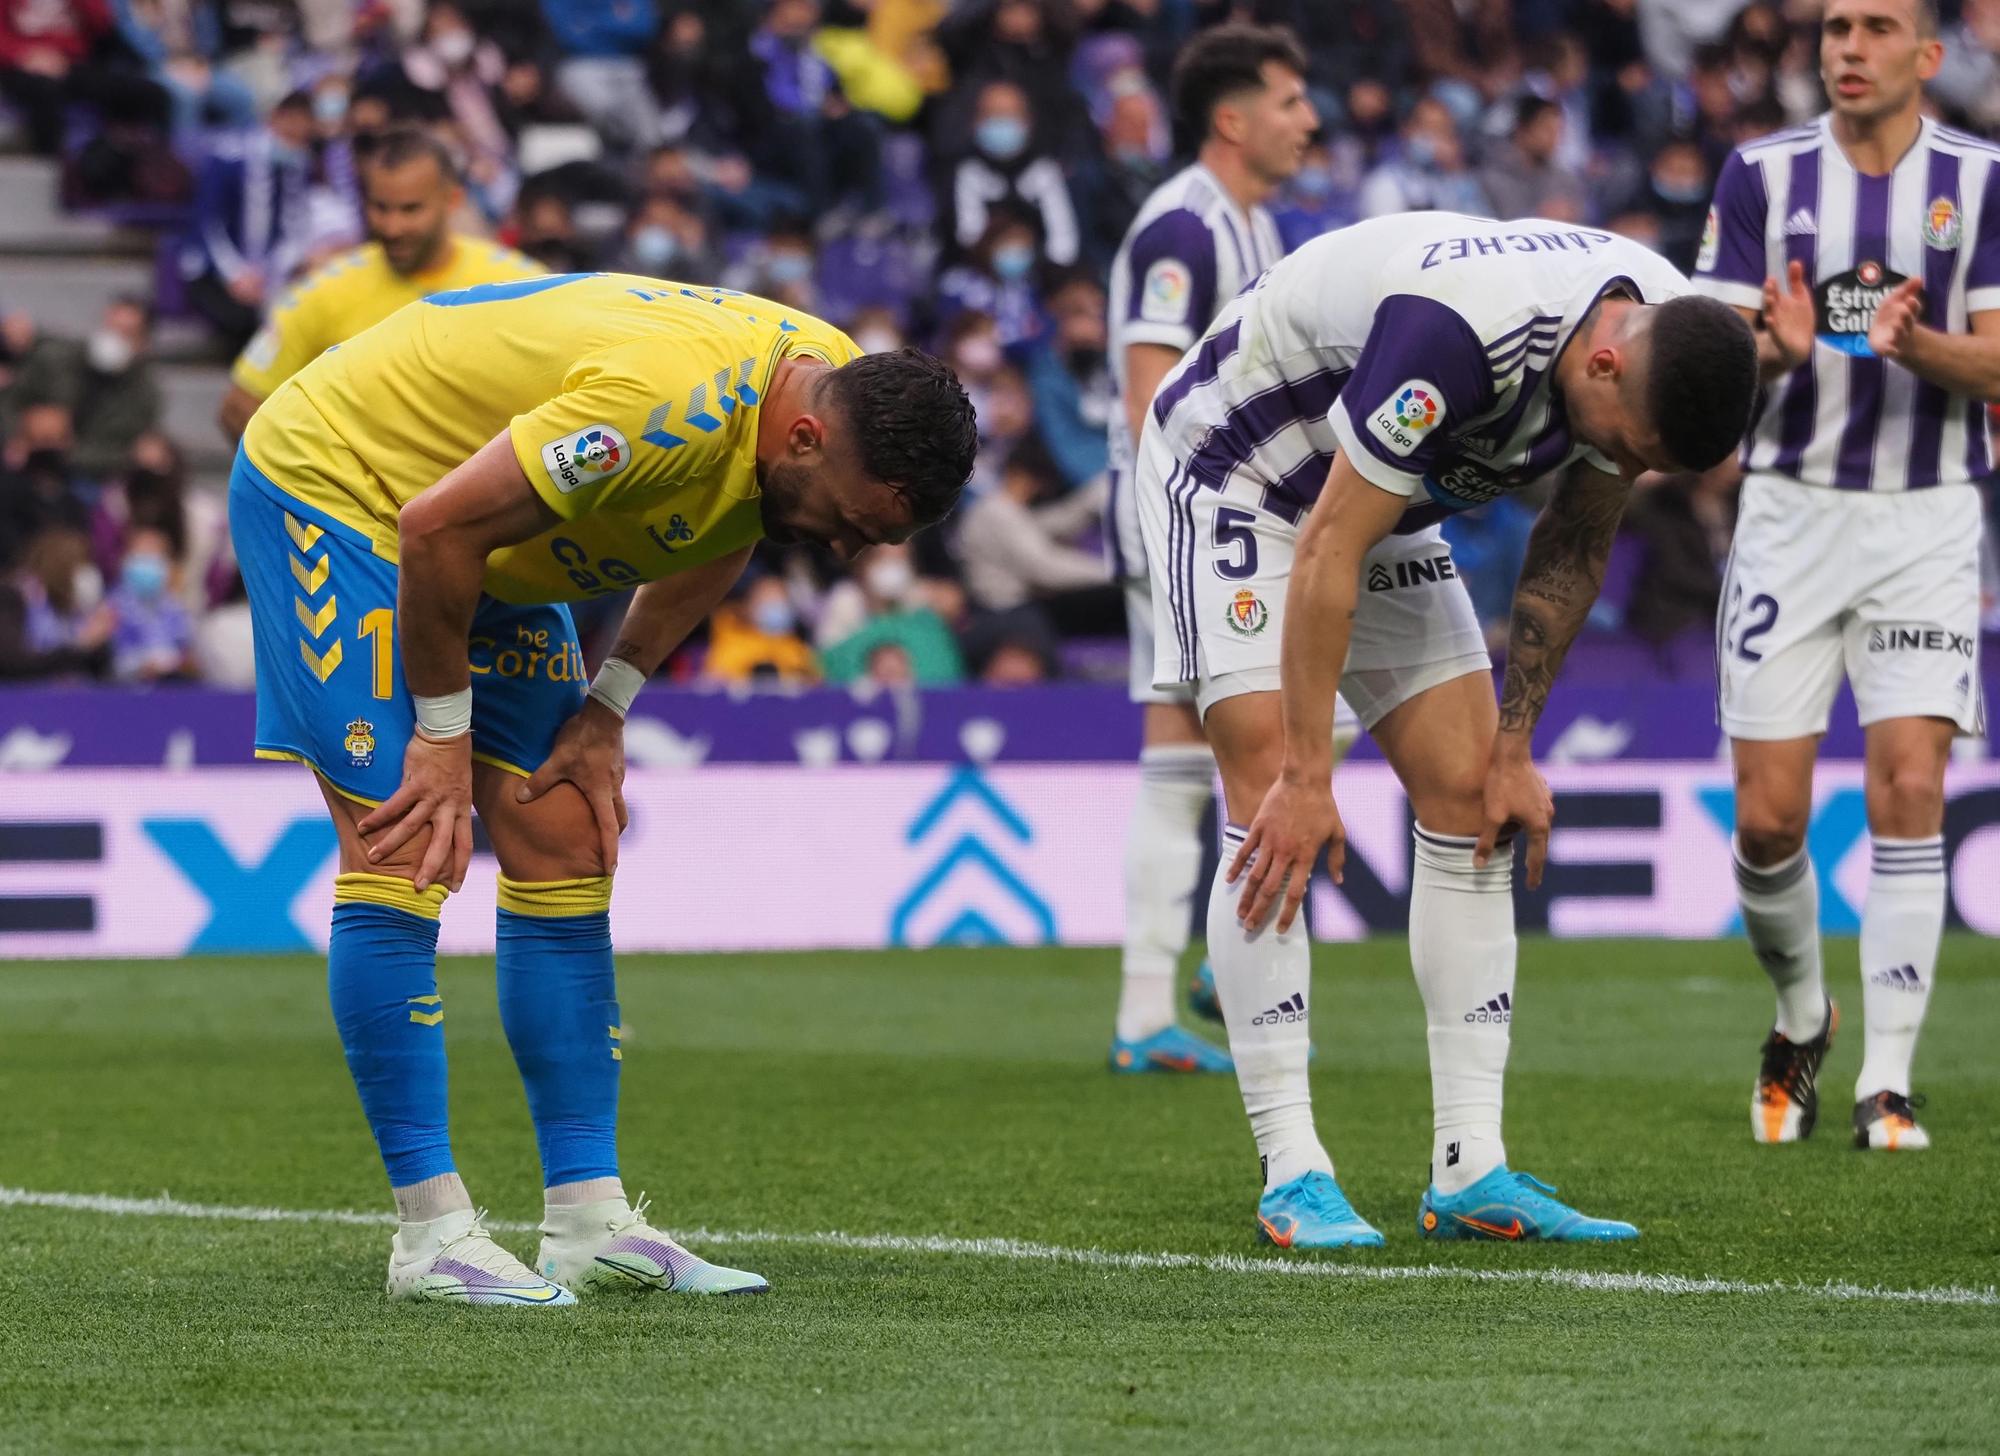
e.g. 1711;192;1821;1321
217;127;541;441
230;272;976;1304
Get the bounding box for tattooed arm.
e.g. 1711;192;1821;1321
1479;463;1635;885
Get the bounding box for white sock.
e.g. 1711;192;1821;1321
1856;836;1945;1100
1210;824;1331;1191
1116;744;1215;1041
546;1177;626;1209
1733;839;1827;1042
1409;826;1513;1195
392;1171;471;1225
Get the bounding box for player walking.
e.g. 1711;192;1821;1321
218;128;541;441
1136;215;1757;1246
1104;23;1341;1074
231;275;975;1302
1693;0;1997;1151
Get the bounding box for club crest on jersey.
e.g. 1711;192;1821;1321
1814;260;1908;358
1696;205;1720;272
1139;259;1192;323
1367;380;1444;457
1923;195;1961;250
344;718;376;768
1225;588;1269;637
540;424;630;494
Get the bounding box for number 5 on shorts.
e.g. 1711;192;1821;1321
1213;506;1259;581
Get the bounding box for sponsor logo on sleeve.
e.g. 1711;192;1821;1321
1366;380;1444;458
540;424;630;494
1139;259;1193;323
1696;205;1720;273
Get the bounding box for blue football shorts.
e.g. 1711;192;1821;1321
229;447;587;804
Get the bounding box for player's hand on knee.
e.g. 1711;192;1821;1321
359;732;474;893
1232;773;1341;935
517;699;628;874
1476;755;1553;889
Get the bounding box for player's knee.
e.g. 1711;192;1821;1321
1405;757;1487;837
1735;797;1808;864
1869;760;1945;836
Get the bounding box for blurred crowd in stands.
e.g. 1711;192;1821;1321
1;0;1998;688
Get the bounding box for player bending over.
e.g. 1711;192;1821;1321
1693;0;1998;1152
232;274;974;1303
1136;214;1756;1247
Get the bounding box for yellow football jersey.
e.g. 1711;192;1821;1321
242;274;860;604
229;236;543;399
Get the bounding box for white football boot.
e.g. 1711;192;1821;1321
537;1194;769;1296
1853;1091;1932;1151
386;1207;574;1306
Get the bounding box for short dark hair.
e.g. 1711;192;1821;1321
366;125;460;184
821;349;978;528
1645;295;1758;472
1513;95;1559;135
1169;23;1308;147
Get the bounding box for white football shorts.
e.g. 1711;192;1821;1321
1134;422;1488;725
1717;473;1986;740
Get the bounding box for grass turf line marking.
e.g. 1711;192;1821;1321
5;1185;1995;1310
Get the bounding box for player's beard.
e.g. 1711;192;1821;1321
756;458;810;546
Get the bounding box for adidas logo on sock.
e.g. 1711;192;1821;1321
1782;207;1817;236
1464;992;1512;1024
1253;992;1307;1026
1868;964;1924;992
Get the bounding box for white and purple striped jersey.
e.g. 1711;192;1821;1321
1694;115;2000;491
1106;163;1284;577
1148;213;1687;528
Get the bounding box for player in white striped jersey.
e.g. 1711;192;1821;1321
1103;25;1324;1076
1692;0;1999;1153
1135;213;1757;1247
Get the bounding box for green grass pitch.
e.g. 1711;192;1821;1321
3;937;1998;1454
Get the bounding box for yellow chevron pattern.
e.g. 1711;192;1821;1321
300;637;343;682
283;512;324;552
609;1024;624;1061
290;552;330;594
294;595;338;637
407;994;444;1027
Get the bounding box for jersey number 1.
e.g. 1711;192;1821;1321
359;608;394;700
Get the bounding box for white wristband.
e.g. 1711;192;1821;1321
587;656;646;718
412;688;473;740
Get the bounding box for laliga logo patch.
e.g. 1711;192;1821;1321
1224;587;1269;637
344;718;376;768
1367;379;1444;458
1923;195;1961;250
1696;205;1720;273
1139;258;1192;323
540;423;631;494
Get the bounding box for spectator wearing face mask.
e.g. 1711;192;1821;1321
1023;272;1113;489
90;434;227;611
726;224;820;312
704;575;821;685
1639;138;1711;274
818;543;966;686
106;523;193;683
1358;95;1492;219
941;78;1080;270
0;297;162;483
845;306;907;357
0;404;92;549
615;193;723;283
181;90;318;347
0;526;113;680
392;3;517;217
937;208;1045;350
1272;137;1358;250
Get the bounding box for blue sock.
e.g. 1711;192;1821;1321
496;876;621;1189
328;874;453;1188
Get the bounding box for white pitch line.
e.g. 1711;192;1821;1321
3;1185;1995;1309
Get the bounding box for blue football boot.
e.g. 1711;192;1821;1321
1418;1165;1638;1242
1187;961;1225;1024
1256;1171;1385;1250
1109;1024;1233;1074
